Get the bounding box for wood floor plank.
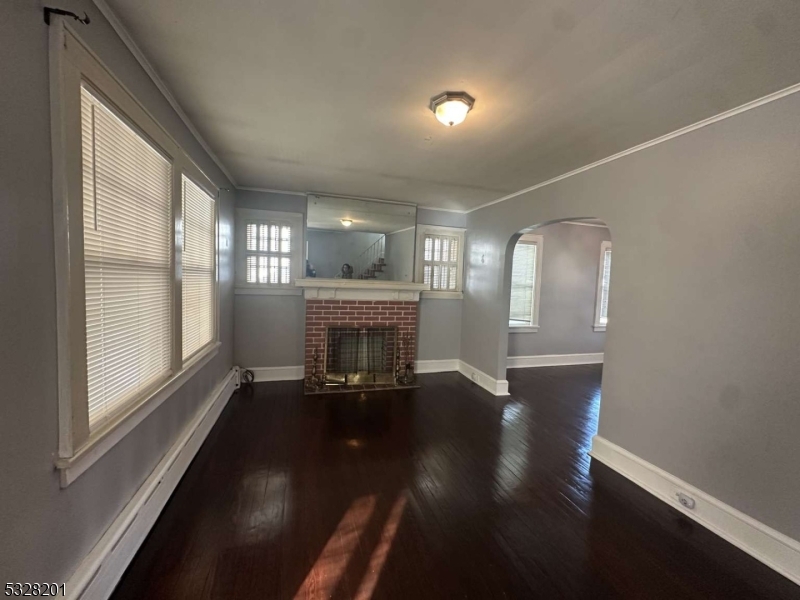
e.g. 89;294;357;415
112;365;800;599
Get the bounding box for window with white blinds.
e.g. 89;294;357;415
54;29;222;477
182;176;216;360
422;234;459;291
594;241;612;330
244;220;293;285
81;85;173;430
509;242;537;326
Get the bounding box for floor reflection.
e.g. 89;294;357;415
293;495;376;599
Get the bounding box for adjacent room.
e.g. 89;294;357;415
2;1;800;599
506;220;611;378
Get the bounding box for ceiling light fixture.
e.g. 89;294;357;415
430;91;475;127
340;219;353;227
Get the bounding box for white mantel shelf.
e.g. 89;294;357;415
295;278;428;301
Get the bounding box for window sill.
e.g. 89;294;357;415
55;341;221;487
593;325;607;332
420;290;463;300
509;326;539;333
235;287;302;296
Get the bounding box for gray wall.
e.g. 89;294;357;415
460;91;800;541
233;190;307;369
308;230;383;278
508;222;610;357
384;228;415;281
417;299;462;361
414;209;466;362
234;294;305;368
236;189;307;214
418;207;467;228
0;0;234;583
234;200;465;367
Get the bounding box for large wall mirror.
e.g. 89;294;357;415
306;195;416;281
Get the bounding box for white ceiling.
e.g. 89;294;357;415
106;0;800;211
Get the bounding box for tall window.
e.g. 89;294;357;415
81;85;173;430
182;176;216;360
593;241;612;331
509;234;543;330
235;209;304;292
52;26;220;476
414;225;465;296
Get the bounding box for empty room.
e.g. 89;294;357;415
2;1;800;598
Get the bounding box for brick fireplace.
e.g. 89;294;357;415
296;279;427;393
304;299;418;377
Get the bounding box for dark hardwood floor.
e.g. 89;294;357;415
112;365;800;599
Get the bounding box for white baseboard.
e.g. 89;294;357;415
457;360;509;396
247;365;305;382
590;436;800;586
65;368;239;600
416;359;460;374
507;352;604;369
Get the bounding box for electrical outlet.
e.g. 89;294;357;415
676;492;695;510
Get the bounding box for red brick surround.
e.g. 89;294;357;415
304;299;418;378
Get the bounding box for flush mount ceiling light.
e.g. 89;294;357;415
430;91;475;127
340;219;353;227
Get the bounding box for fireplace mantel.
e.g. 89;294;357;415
295;278;428;301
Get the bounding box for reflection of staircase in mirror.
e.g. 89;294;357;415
353;235;387;279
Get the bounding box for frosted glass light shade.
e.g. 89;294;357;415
430;92;475;127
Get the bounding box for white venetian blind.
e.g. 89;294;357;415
244;220;293;285
422;234;459;290
510;242;537;325
182;176;216;360
81;84;172;431
599;248;612;324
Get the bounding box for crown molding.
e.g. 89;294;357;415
89;0;800;217
417;205;468;214
561;220;610;228
387;226;415;235
257;74;800;216
91;0;237;187
237;186;308;197
465;80;800;214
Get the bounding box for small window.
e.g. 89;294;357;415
593;241;612;331
414;225;465;297
509;234;543;331
423;234;459;290
235;209;304;292
182;176;217;361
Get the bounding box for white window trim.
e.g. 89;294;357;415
593;240;612;332
234;208;304;294
414;225;466;299
509;233;543;332
49;21;220;485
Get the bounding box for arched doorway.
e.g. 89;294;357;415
502;217;611;395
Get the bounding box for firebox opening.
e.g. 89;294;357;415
325;327;397;385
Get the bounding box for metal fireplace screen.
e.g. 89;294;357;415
325;327;396;384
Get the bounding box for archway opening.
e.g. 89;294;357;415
502;217;612;436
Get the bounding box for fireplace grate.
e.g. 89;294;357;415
325;327;396;381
